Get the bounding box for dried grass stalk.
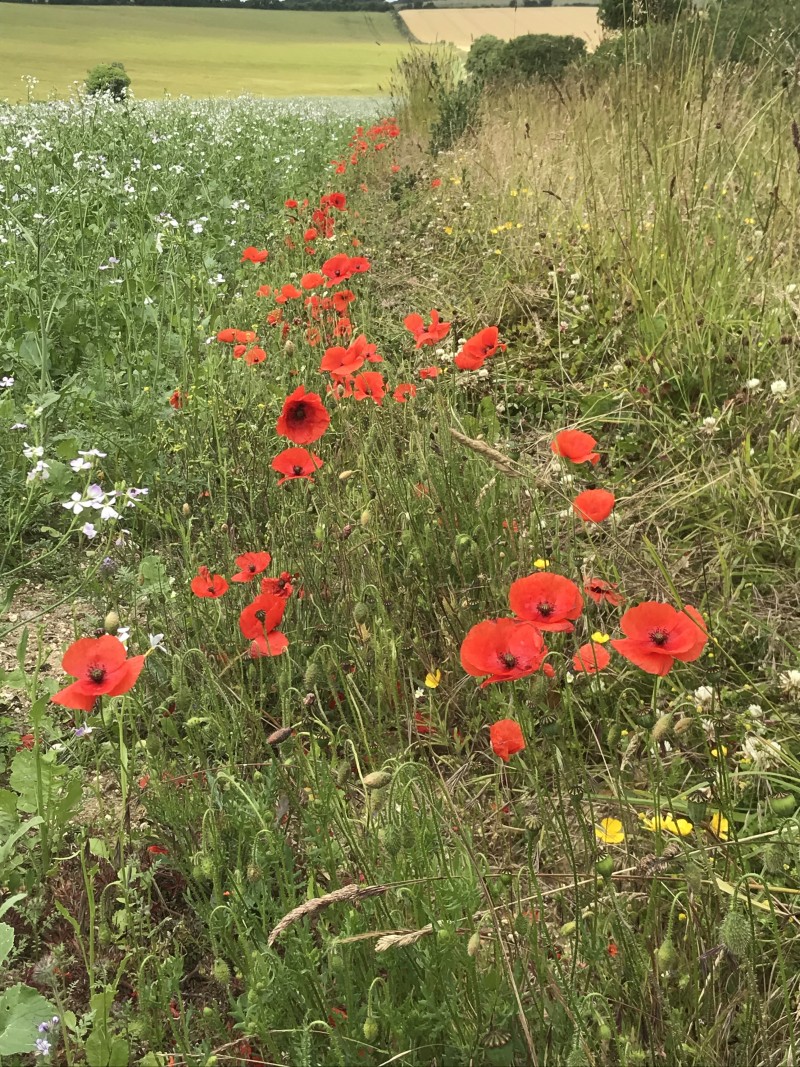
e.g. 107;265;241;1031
449;428;520;477
374;924;433;952
267;883;388;947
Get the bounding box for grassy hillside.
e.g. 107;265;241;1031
0;6;409;99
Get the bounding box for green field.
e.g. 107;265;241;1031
0;5;409;99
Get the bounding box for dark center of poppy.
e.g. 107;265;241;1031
291;402;307;422
650;629;669;646
248;564;257;572
255;610;266;622
89;667;106;683
292;465;304;475
500;652;518;669
537;601;554;617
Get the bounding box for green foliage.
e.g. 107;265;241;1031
598;0;684;31
502;31;586;79
430;77;483;153
85;61;131;99
710;0;800;65
0;982;57;1056
464;34;506;80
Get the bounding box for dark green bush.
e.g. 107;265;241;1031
464;34;506;81
598;0;684;31
430;77;484;155
85;62;131;99
503;32;587;80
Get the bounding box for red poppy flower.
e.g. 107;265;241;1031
489;718;526;763
584;577;624;607
320;344;364;379
393;383;417;402
611;602;708;676
275;284;302;305
244;346;266;366
276;386;330;444
353;371;385;405
267;309;283;326
241;246;268;264
169;389;184;410
256;285;272;297
572;642;612;674
304;228;318;243
322;253;354;287
231;551;272;583
321;192;347;211
216;328;237;343
271;447;323;485
306;326;321;346
508;572;583;632
17;733;35;750
404;310;451;348
349;334;381;363
418;366;441;379
240;592;288;657
414;710;431;734
301;272;324;289
332;290;356;313
454;327;505;371
573;489;615;523
349;256;370;276
232;344;247;359
148;844;169;855
191;566;229;599
261;572;294;598
551;429;600;466
460;618;548;687
431;178;442;188
51;635;146;712
284;198;298;209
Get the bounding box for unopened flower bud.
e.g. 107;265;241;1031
353;602;370;624
362;770;392;790
467;930;482;957
719;909;751;958
656;935;677;969
266;726;292;746
284;340;295;357
104;610;120;634
363;1017;379;1042
182;502;191;517
651;712;673;741
360;510;371;527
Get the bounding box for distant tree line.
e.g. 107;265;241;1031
7;0;391;8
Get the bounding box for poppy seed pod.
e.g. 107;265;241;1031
266;726;292;746
362;770;392;790
104;610;120;634
771;792;796;816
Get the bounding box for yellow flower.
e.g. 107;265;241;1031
489;227;498;235
591;631;610;644
425;669;441;689
443;226;453;236
639;812;694;837
510;189;518;197
533;558;549;569
710;745;728;759
709;812;729;840
595;817;625;844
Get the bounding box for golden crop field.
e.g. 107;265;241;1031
400;6;602;50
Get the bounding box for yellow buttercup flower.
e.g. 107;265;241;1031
595;817;625;844
710;745;728;759
639;812;694;837
709;812;729;840
591;631;610;644
425;669;441;689
443;226;453;236
533;558;549;569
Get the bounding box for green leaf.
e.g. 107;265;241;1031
89;837;110;860
0;922;14;967
0;983;56;1055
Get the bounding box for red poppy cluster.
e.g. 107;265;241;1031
461;428;708;696
331;117;400;176
190;551;297;659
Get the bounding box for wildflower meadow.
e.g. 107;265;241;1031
1;31;800;1067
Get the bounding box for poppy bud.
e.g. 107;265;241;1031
719;909;751;958
363;1017;379;1042
266;726;292;746
339;469;356;481
104;610;120;634
203;1006;213;1018
182;502;191;517
247;864;262;882
674;715;693;735
596;855;614;882
339;524;354;541
770;792;796;816
467;930;482;957
303;660;324;690
314;524;325;541
353;602;370;624
656;935;677;969
360;510;371;527
212;958;231;984
764;844;787;873
651;712;672;742
334;760;351;786
363;770;392;790
284;340;295;356
195;854;215;880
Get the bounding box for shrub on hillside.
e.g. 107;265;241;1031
86;62;131;99
503;32;586;79
464;34;506;80
598;0;683;31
